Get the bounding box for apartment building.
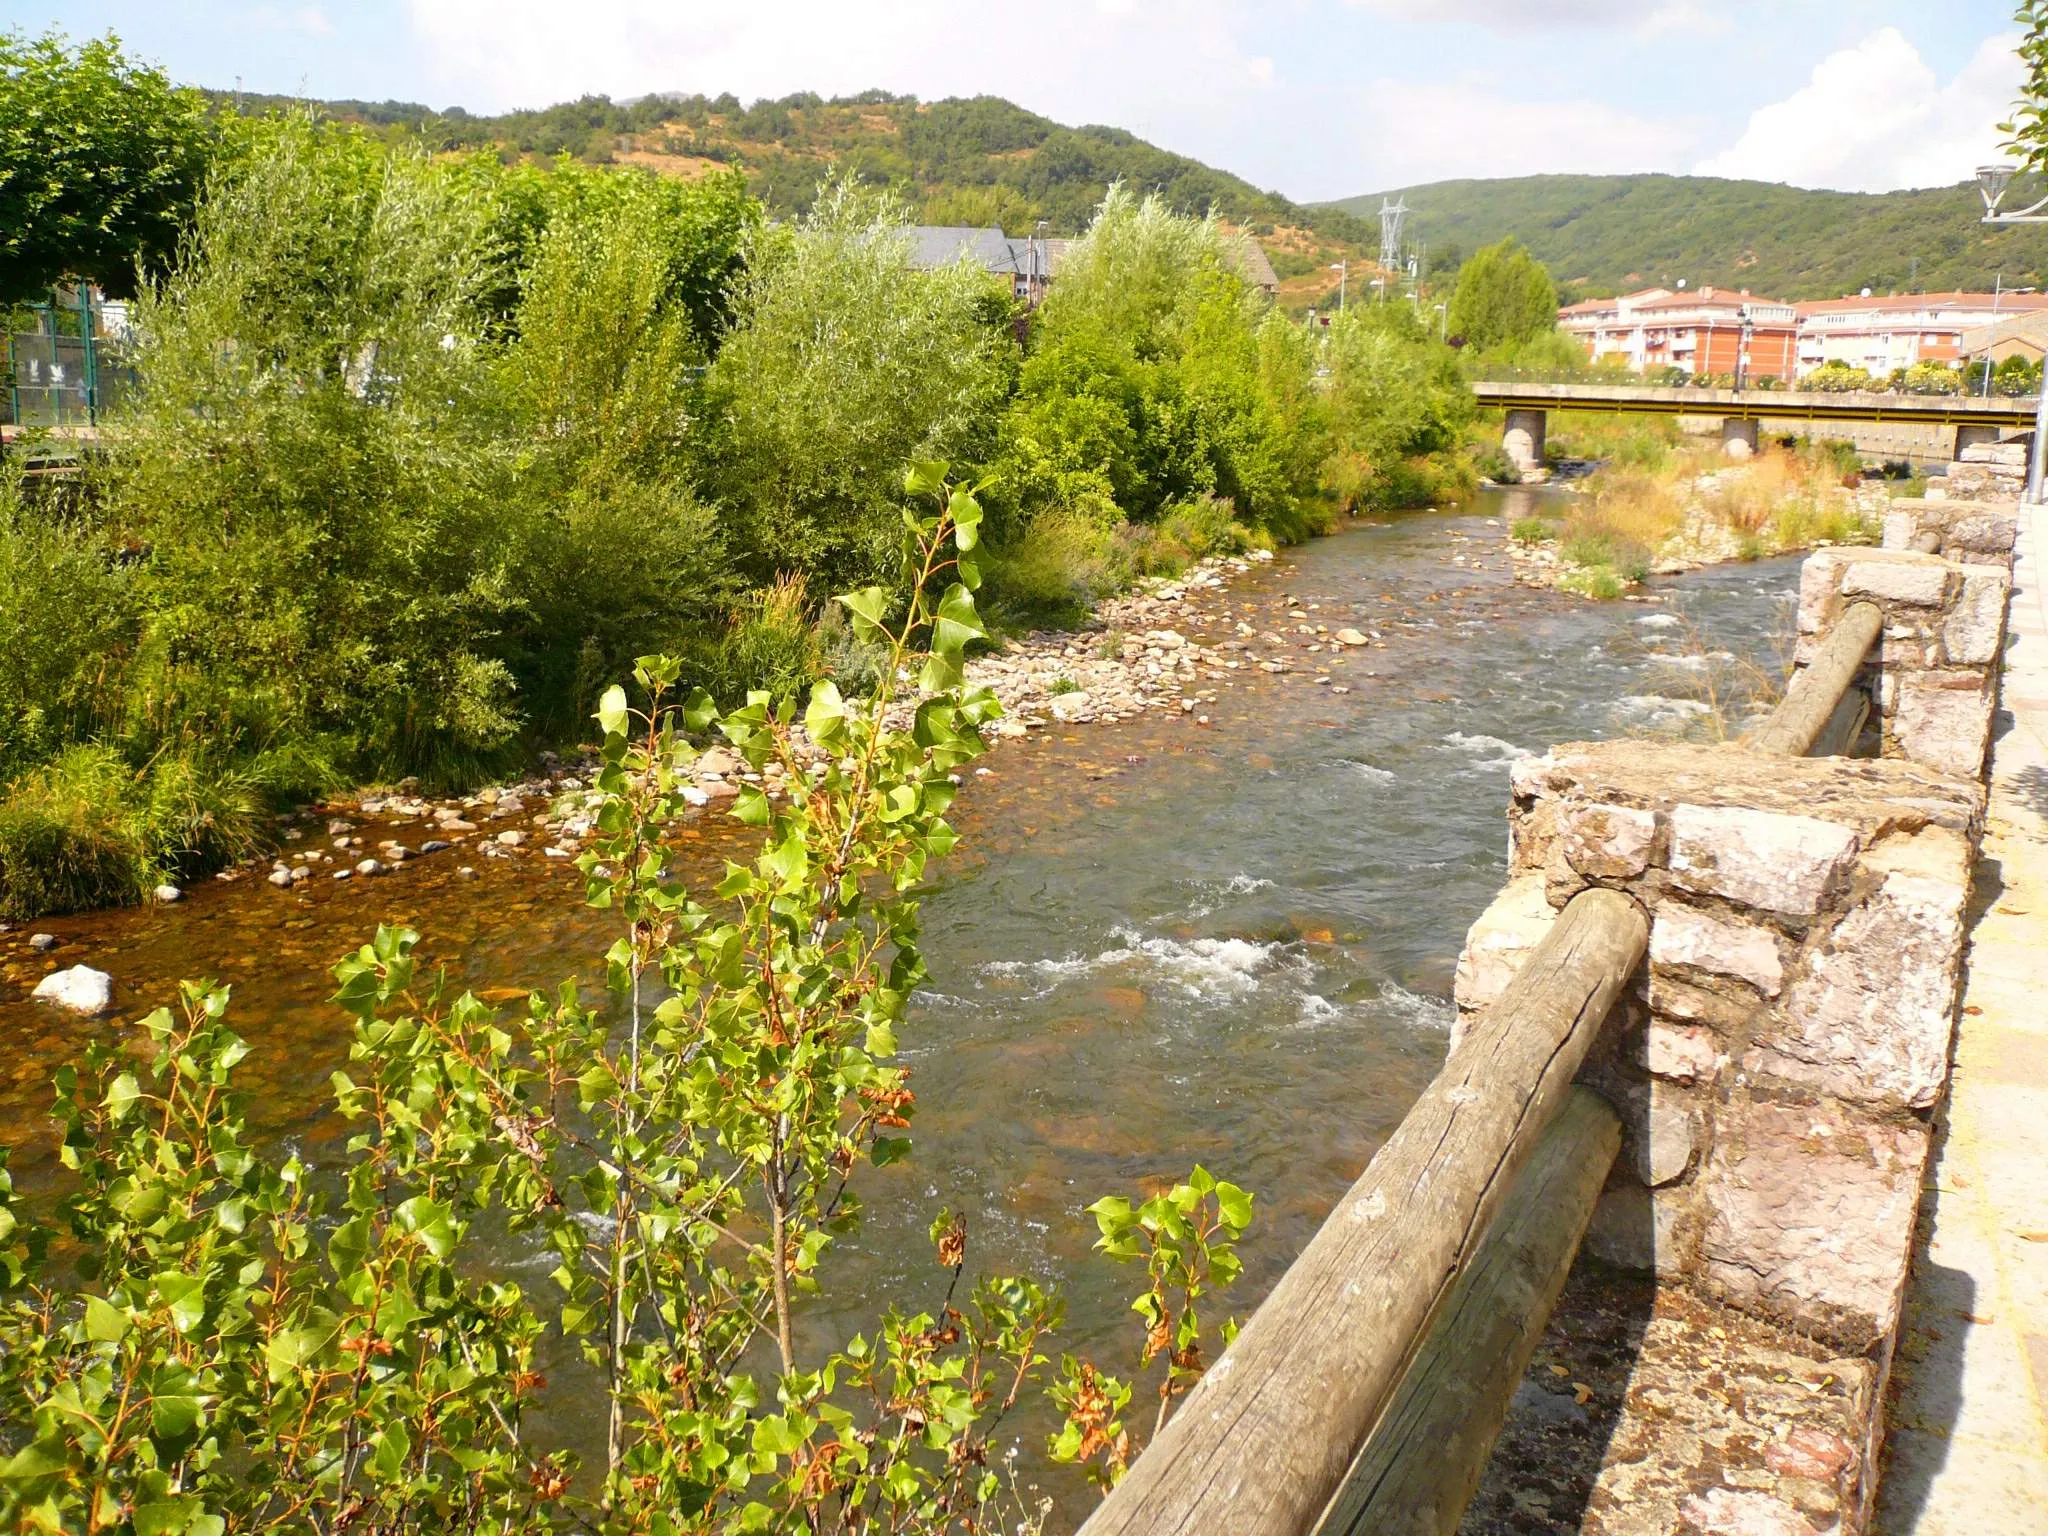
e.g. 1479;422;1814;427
1557;287;1801;380
1794;291;2048;375
1560;286;2048;382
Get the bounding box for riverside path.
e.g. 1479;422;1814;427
1879;497;2048;1529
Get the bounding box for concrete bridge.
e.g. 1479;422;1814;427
1074;476;2043;1532
1473;379;2042;473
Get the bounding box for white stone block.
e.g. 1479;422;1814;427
1667;805;1859;916
1842;559;1951;608
1941;566;2011;666
1650;902;1784;995
1893;675;1993;778
1774;869;1968;1109
1452;874;1555;1019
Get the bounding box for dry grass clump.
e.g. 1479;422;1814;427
1549;442;1878;598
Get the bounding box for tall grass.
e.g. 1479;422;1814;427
1550;442;1875;597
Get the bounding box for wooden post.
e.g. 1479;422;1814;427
1745;600;1882;758
1313;1088;1623;1536
1075;891;1647;1536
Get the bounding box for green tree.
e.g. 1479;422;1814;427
0;31;217;301
2007;2;2048;171
1446;237;1560;353
701;178;1017;587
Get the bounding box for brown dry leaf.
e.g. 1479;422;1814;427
1547;1364;1569;1378
1572;1383;1594;1406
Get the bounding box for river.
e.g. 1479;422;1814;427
0;488;1803;1509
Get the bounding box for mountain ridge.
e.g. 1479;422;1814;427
1321;173;2048;301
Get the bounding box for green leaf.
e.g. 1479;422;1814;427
394;1195;458;1261
835;585;892;643
596;684;629;739
919;650;963;693
931;582;985;659
0;1435;68;1483
904;459;949;496
576;1060;618;1109
153;1272;207;1335
151;1391;203;1445
683;687;719;732
102;1072;142;1122
265;1325;330;1382
1216;1181;1254;1232
84;1294;129;1342
804;678;847;743
948;487;983;551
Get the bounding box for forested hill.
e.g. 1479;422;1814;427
1322;174;2048;301
218;87;1371;256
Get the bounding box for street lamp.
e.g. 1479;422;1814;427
1331;260;1347;312
1974;163;2048;501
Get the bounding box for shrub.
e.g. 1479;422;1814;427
0;744;269;917
978;509;1114;631
1511;516;1557;543
0;474;134;782
1559;565;1627;600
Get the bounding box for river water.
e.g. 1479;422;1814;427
0;489;1802;1500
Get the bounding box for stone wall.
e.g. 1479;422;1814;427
1795;541;2013;779
1456;743;1985;1531
1449;540;2012;1531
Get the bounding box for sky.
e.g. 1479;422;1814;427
0;0;2032;203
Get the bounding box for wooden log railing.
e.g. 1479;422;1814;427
1076;891;1647;1536
1744;599;1883;758
1078;597;1890;1535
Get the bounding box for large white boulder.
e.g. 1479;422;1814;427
33;965;113;1016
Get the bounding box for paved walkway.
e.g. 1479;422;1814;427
1879;503;2048;1530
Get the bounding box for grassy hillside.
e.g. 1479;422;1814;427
216;88;1376;307
1323;174;2048;301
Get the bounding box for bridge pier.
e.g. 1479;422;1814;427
1953;422;2003;460
1720;417;1759;459
1502;408;1546;475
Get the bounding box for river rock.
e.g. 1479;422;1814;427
496;830;525;847
420;839;452;854
267;867;295;888
1333;628;1369;647
29;933;57;952
355;858;384;876
34;965;113;1015
153;884;183;904
1049;691;1093;722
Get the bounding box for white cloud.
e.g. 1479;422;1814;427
1345;0;1719;33
1342;75;1700;190
1694;27;2022;191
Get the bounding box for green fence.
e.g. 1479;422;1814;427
3;287;135;428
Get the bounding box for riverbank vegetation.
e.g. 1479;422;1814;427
1;36;1484;918
0;491;1255;1529
1511;440;1882;598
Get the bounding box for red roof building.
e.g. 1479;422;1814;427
1559;287;2048;383
1557;287;1800;381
